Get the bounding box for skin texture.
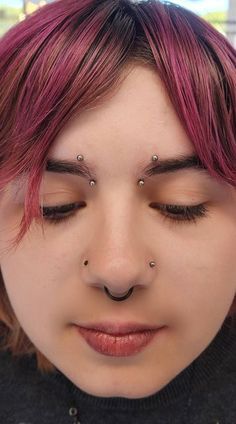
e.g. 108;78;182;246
0;65;236;399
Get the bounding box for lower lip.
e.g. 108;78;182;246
76;326;163;357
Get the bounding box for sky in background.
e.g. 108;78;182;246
0;0;229;14
170;0;228;14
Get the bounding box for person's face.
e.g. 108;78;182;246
0;65;235;399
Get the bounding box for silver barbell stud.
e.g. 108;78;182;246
138;179;145;186
77;155;84;161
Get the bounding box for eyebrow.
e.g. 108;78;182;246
45;154;208;181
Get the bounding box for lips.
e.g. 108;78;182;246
76;321;161;335
75;322;165;357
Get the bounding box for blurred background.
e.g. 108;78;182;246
0;0;235;47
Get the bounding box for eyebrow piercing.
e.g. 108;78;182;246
77;154;96;186
138;154;158;186
76;154;159;187
89;180;96;186
77;155;84;161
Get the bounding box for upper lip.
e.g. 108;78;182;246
75;322;164;335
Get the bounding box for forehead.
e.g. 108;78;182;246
48;65;195;177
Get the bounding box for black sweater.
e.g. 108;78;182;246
0;315;235;424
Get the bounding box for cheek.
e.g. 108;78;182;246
160;226;236;328
0;246;63;329
0;220;85;334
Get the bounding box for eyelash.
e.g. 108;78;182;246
40;202;209;226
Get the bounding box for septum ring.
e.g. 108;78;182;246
104;286;134;302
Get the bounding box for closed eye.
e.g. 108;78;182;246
40;201;209;226
149;202;209;224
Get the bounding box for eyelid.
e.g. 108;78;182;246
41;201;85;211
40;201;209;227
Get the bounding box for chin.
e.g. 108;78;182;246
79;379;160;399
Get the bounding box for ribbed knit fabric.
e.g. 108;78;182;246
0;315;235;424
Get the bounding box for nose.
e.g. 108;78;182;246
81;204;156;296
84;253;149;295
